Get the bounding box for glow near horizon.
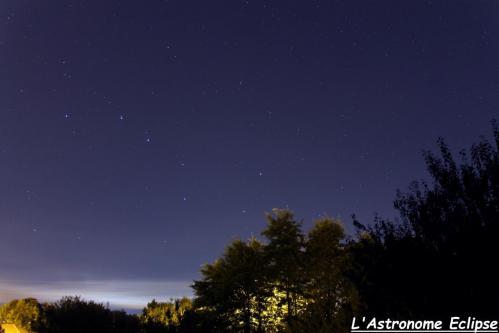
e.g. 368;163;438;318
0;279;192;310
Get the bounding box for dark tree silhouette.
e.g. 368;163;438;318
351;121;499;319
261;208;305;326
192;238;271;333
293;218;358;332
42;296;139;333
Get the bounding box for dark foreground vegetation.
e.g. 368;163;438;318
1;122;498;332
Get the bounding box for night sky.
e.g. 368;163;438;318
1;0;498;309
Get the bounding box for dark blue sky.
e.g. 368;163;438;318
1;0;498;309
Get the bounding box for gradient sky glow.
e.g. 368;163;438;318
1;0;499;309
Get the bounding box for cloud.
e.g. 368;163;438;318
0;279;192;311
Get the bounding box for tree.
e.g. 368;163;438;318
261;208;305;325
192;238;272;333
140;297;192;333
351;121;499;318
42;296;114;333
110;310;139;333
348;217;417;318
294;218;358;332
0;298;44;332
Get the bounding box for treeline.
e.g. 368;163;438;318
0;296;193;333
2;122;499;332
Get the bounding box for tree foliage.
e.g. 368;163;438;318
42;296;139;333
193;237;274;332
0;298;43;332
193;211;355;333
350;121;499;319
296;218;358;332
262;209;306;326
140;298;192;333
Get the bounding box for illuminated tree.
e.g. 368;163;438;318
0;298;43;332
140;298;192;332
192;238;272;333
261;208;306;325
